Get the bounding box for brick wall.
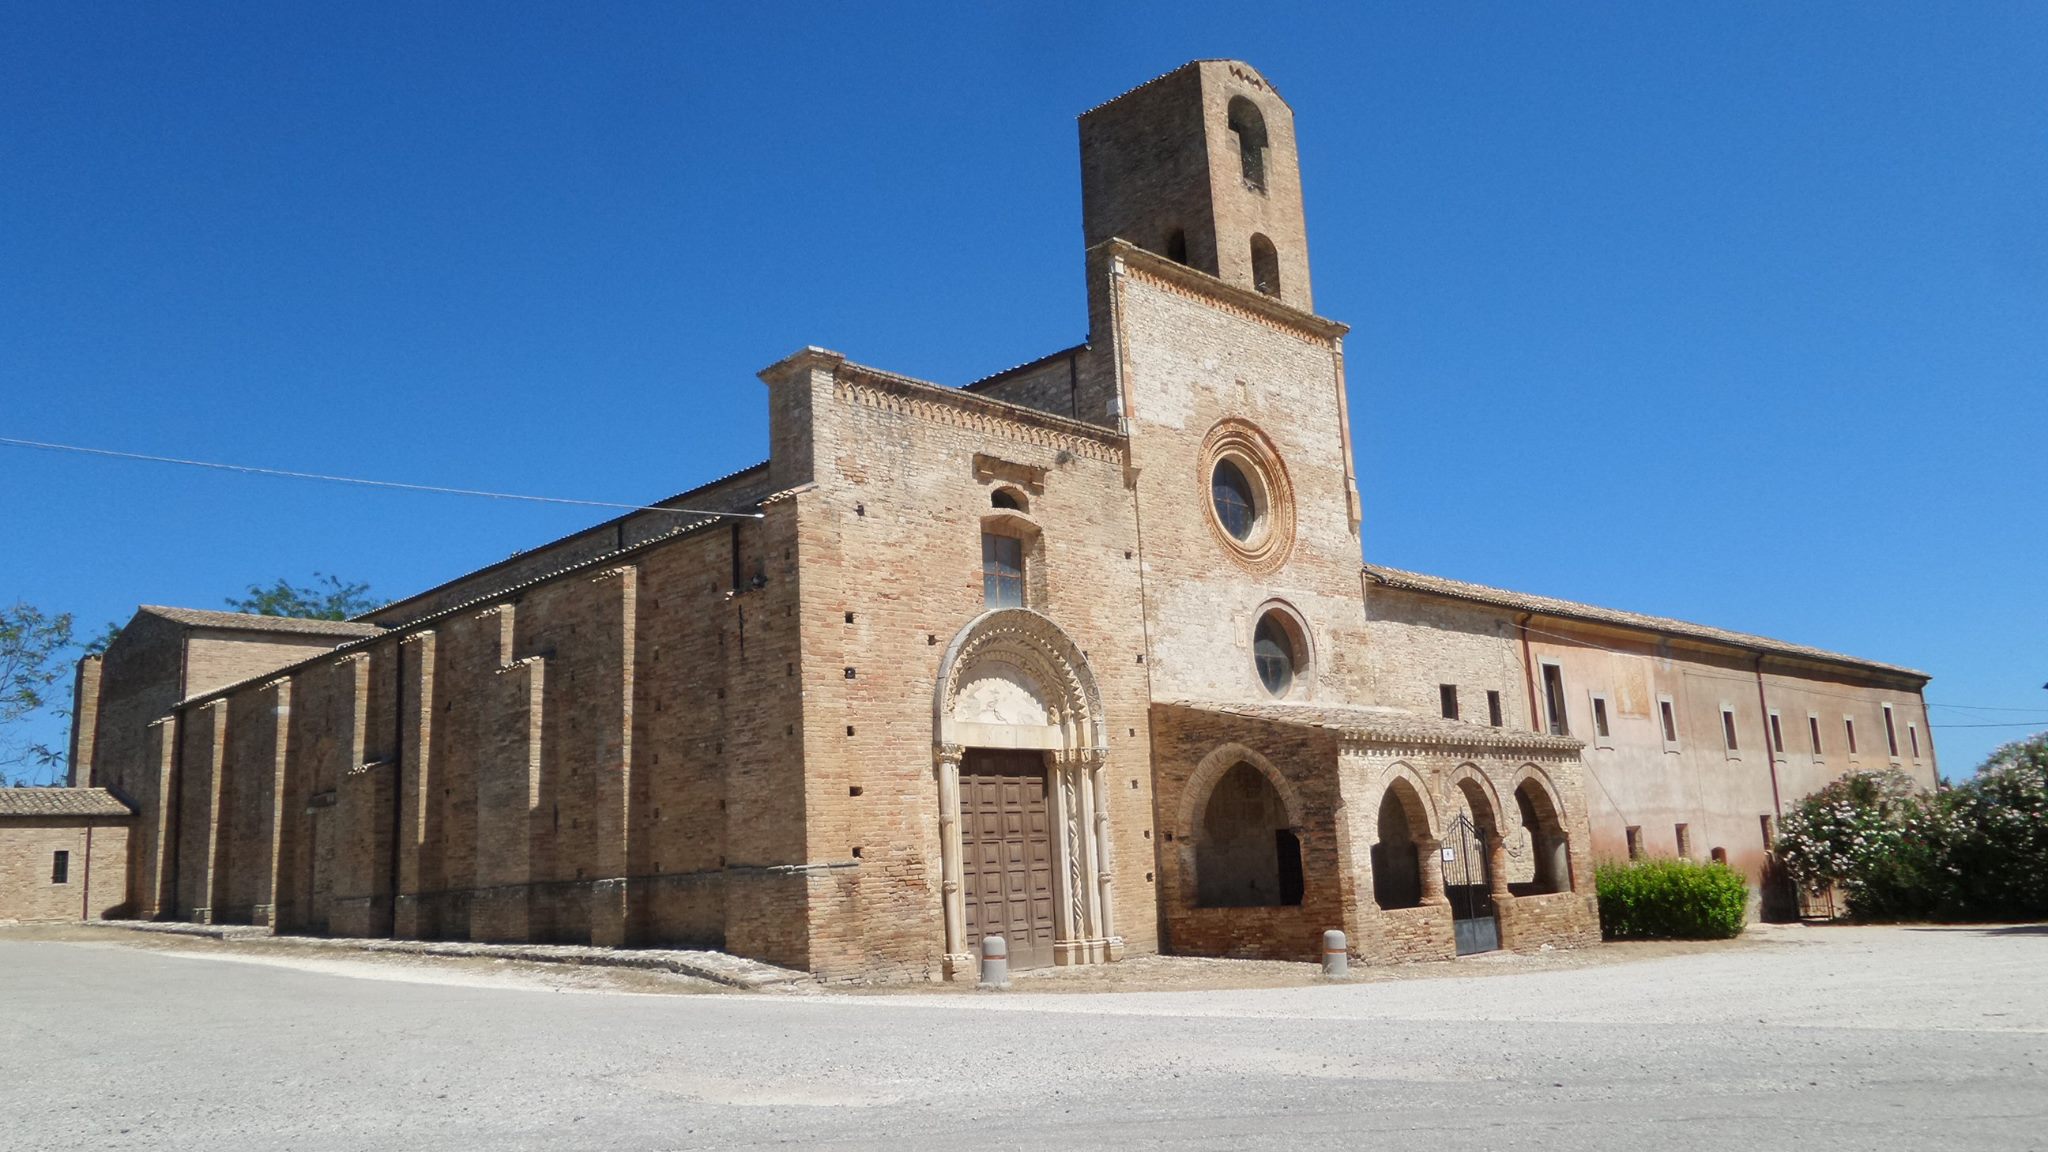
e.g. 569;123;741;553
0;819;129;921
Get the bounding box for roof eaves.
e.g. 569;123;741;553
1363;565;1927;680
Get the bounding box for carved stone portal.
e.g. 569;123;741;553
933;609;1118;979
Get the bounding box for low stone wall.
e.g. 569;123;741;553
1498;890;1601;951
1168;903;1324;963
1358;902;1455;963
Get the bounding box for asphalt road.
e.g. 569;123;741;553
3;924;2043;1151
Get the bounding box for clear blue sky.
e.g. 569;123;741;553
4;3;2043;782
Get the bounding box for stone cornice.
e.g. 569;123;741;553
1103;240;1349;346
829;359;1127;464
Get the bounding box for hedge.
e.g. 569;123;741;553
1594;857;1749;940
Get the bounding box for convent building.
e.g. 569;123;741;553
44;60;1936;980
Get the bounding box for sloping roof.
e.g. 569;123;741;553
176;482;816;713
1363;565;1926;680
0;788;134;818
139;606;387;639
1159;699;1582;753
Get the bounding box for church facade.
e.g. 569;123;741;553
62;61;1934;980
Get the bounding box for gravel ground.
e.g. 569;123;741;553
2;922;2042;1150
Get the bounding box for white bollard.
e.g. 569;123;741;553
978;935;1010;989
1322;929;1349;978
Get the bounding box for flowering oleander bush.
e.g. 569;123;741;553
1594;858;1749;940
1775;734;2048;922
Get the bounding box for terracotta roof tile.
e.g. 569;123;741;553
0;787;134;818
139;606;386;638
1363;565;1925;679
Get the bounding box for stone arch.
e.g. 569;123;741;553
1371;762;1439;842
1446;762;1505;834
931;609;1113;977
934;608;1103;756
1193;762;1301;908
1176;743;1303;839
1372;770;1438;911
1509;763;1574;895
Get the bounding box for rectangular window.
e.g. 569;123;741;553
1909;722;1921;759
1674;823;1693;859
1883;704;1900;759
980;533;1024;609
1658;696;1680;751
1721;706;1740;754
1845;716;1859;756
1592;696;1611;739
1486;690;1503;728
1625;825;1643;861
1759;814;1776;849
1439;684;1459;721
1809;713;1824;759
1541;663;1569;736
1769;711;1785;755
51;850;69;885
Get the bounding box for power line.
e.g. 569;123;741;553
1928;702;2048;714
1931;722;2048;730
0;436;763;520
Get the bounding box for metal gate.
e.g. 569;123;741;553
1444;811;1499;956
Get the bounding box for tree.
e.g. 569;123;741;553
226;573;377;621
0;602;76;784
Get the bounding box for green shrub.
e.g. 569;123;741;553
1595;857;1749;940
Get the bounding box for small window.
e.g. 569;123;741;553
1908;722;1921;759
1808;713;1824;758
1882;704;1900;759
1769;711;1785;754
1625;826;1644;861
1710;846;1728;866
51;850;70;885
990;487;1025;511
1592;696;1611;739
1658;696;1680;751
1253;612;1297;697
1249;233;1280;297
1721;706;1740;754
1486;690;1503;728
1845;716;1859;756
1439;684;1459;720
981;532;1024;609
1674;823;1693;859
1540;663;1569;736
1211;459;1258;541
1227;95;1268;190
1165;228;1188;265
1759;814;1776;849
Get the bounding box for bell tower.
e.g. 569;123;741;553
1079;60;1314;312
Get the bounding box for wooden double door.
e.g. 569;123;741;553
959;750;1057;970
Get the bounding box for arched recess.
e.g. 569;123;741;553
1509;764;1574;895
932;609;1113;976
1227;95;1268;189
1177;744;1306;911
1372;766;1438;911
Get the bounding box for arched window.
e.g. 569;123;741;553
1510;778;1573;895
1252;613;1296;697
1250;234;1280;297
1372;780;1429;910
1165;228;1188;265
1227;96;1268;191
1195;762;1301;907
990;487;1026;512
